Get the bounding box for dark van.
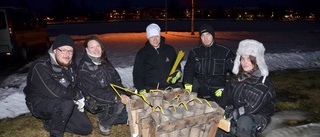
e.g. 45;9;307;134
0;7;50;60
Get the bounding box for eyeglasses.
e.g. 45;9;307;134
57;48;74;54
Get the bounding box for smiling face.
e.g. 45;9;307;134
201;32;214;47
148;36;161;48
240;55;255;72
86;40;102;57
54;45;74;67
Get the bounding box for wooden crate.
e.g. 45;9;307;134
126;89;224;137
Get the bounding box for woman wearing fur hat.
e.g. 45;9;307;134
216;39;276;137
133;23;181;94
77;36;130;136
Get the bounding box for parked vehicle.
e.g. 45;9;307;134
0;7;50;60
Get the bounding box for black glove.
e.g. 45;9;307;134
227;106;245;121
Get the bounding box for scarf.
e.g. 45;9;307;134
87;52;102;65
237;69;255;82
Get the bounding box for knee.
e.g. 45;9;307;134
53;99;74;115
237;115;254;129
236;115;256;137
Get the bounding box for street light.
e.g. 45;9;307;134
191;0;195;35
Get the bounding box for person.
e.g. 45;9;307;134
216;39;276;137
133;23;181;94
183;24;235;104
23;34;93;137
77;36;130;136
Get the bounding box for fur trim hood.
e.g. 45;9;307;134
232;39;269;78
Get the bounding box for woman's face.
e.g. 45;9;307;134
240;55;254;72
86;40;102;57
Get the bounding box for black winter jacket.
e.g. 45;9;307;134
77;53;124;105
24;51;78;108
133;36;179;91
220;70;276;124
183;42;235;88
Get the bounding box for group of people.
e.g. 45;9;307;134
23;23;276;137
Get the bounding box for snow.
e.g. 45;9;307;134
1;31;320;136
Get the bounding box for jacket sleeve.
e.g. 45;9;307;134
183;49;196;84
30;63;76;99
133;51;145;91
108;62;126;95
225;49;236;73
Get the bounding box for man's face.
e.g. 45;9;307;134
148;36;161;48
54;45;74;67
201;32;214;47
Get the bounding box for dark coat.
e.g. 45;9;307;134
183;42;235;88
77;53;124;105
133;36;179;91
220;70;276;126
24;52;79;109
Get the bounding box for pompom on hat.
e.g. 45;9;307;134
199;24;214;37
146;23;161;39
52;34;75;50
232;39;269;78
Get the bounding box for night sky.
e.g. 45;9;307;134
1;0;299;12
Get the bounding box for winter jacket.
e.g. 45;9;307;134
77;53;124;105
24;48;79;109
220;70;276;125
183;42;235;88
133;36;179;91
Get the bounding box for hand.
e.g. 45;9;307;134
120;94;131;104
74;96;85;112
215;88;224;97
169;70;181;84
139;89;147;95
184;83;193;92
227;106;245;121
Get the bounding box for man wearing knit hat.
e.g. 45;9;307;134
133;23;181;94
183;24;235;105
24;34;93;137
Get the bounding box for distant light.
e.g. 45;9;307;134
6;52;11;56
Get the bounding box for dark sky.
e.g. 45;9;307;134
0;0;299;12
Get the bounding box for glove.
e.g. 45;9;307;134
215;88;224;97
169;70;181;84
184;83;193;92
227;106;245;121
74;95;85;112
139;89;147;95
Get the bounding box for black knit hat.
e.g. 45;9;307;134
199;24;215;38
52;34;75;50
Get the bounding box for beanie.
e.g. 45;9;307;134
199;24;214;37
146;23;161;39
52;34;75;50
232;39;269;77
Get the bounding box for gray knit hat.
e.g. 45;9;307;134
52;34;75;50
232;39;269;77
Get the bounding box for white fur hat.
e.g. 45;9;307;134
232;39;269;77
146;23;161;39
